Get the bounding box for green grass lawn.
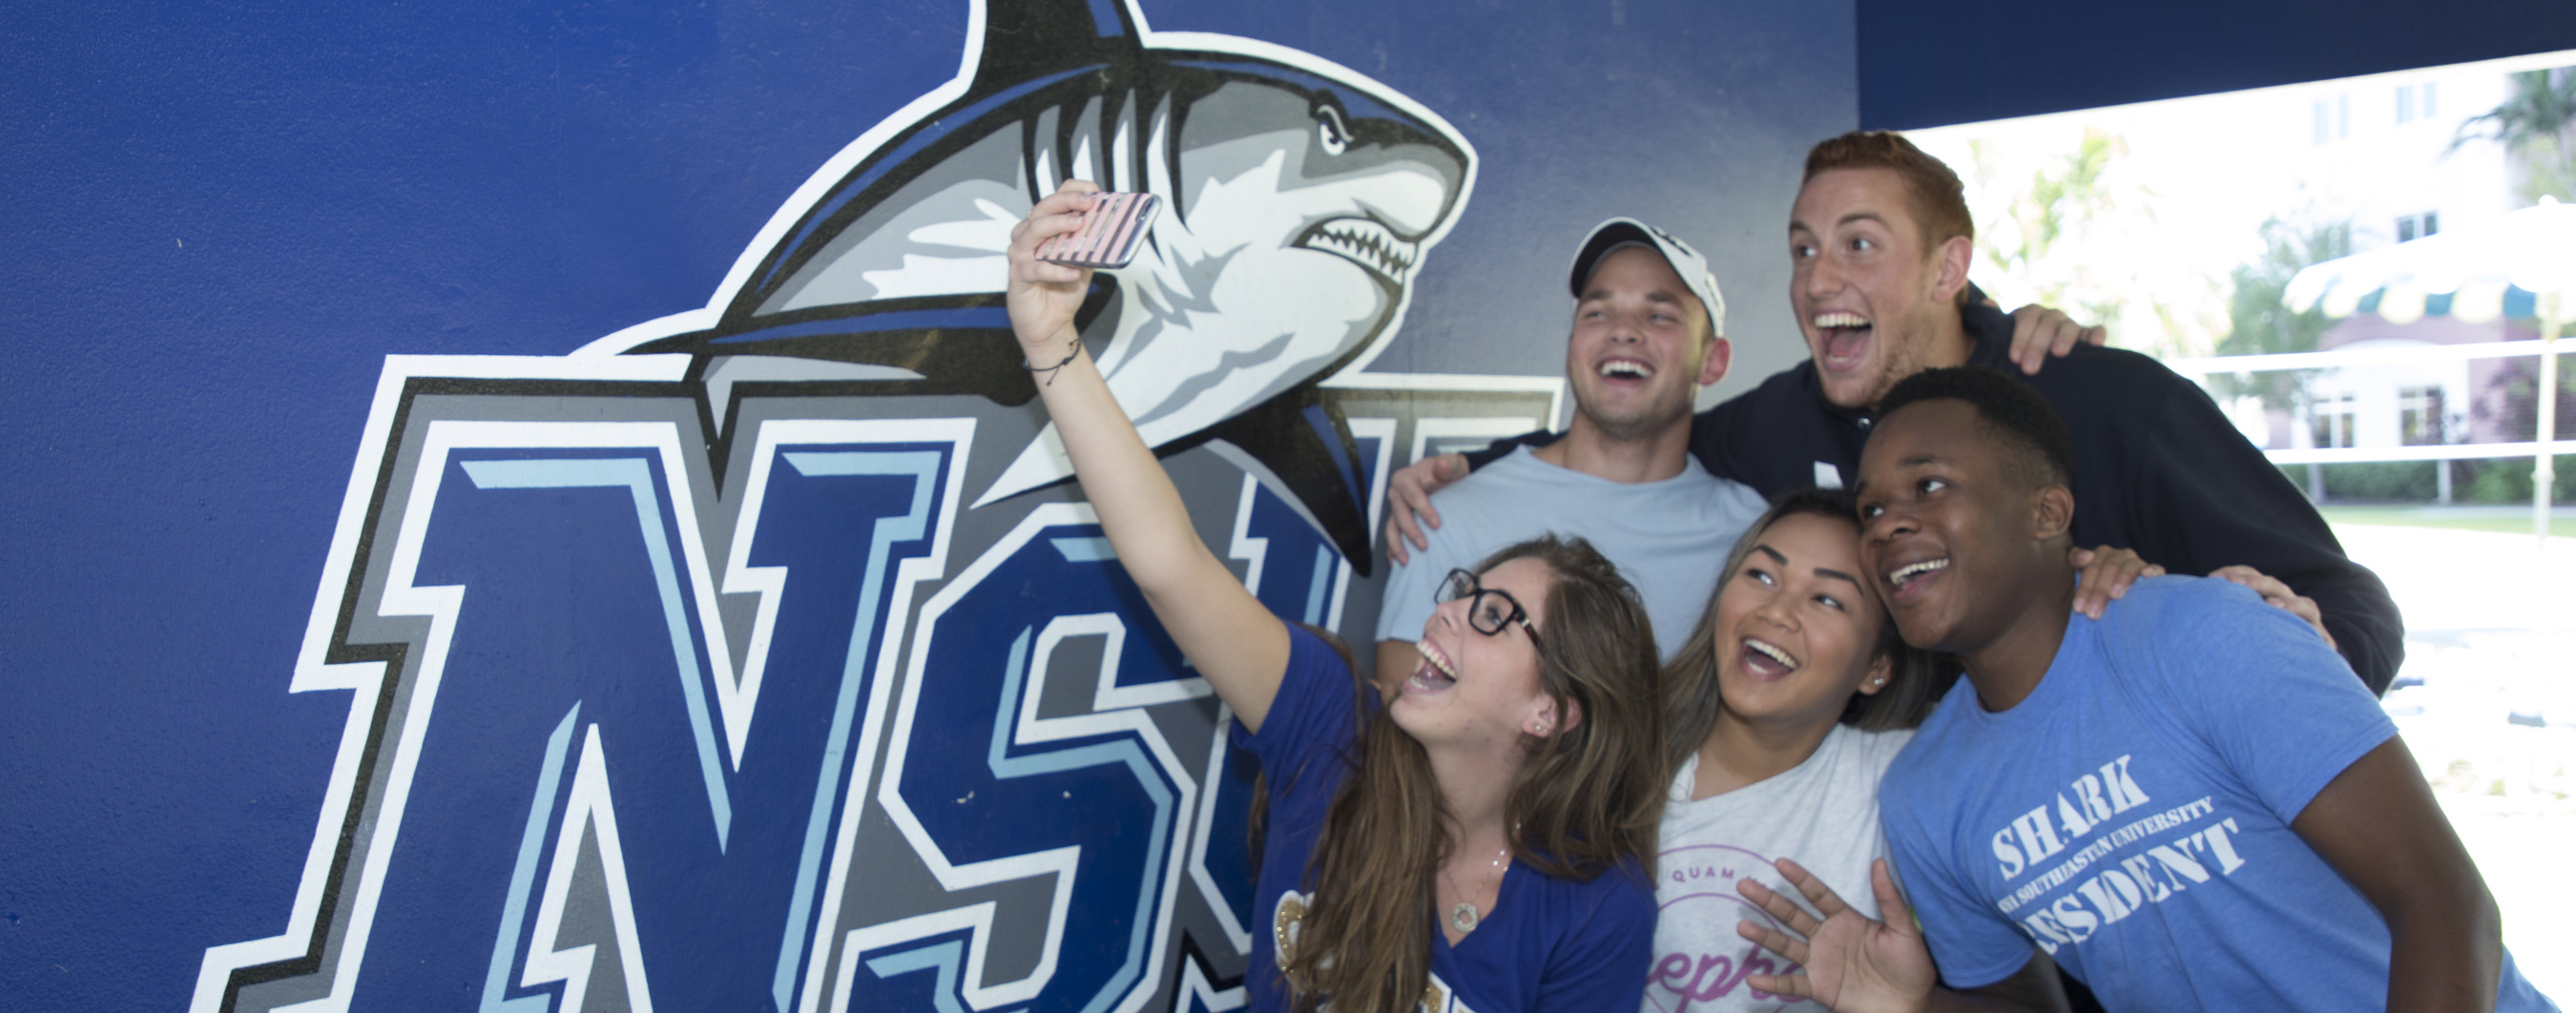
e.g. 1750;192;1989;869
2320;505;2576;538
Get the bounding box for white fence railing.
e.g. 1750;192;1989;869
2162;338;2565;375
2162;339;2566;537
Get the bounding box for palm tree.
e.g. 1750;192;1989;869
2452;67;2576;202
2212;217;2352;413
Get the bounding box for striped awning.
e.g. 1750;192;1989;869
2285;196;2576;321
2332;281;2543;324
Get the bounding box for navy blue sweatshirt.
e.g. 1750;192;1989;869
1465;300;2404;693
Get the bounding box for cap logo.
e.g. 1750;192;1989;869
1648;224;1697;258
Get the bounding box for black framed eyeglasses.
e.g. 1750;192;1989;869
1438;569;1543;651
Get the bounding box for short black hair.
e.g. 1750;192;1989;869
1877;366;2074;490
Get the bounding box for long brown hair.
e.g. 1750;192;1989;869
1285;535;1662;1013
1663;488;1954;778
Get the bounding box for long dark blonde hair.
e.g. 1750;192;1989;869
1663;488;1955;778
1284;534;1662;1013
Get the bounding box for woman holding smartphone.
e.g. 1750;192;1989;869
1009;180;1663;1013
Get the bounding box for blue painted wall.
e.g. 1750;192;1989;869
1;2;1854;1009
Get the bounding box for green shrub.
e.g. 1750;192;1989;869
2328;461;2437;501
2275;461;2441;502
2275;458;2576;504
2458;455;2576;504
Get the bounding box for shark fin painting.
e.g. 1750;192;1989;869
611;0;1477;571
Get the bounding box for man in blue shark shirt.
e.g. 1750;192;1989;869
1737;365;2551;1012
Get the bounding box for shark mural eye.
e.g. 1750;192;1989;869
1314;103;1351;156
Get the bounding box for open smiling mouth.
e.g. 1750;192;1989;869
1297;217;1420;286
1406;638;1459;693
1740;637;1799;678
1598;359;1652;382
1884;556;1950;598
1814;310;1873;364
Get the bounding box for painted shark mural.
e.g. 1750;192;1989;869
190;2;1558;1012
614;0;1478;570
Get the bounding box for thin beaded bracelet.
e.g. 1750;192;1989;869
1025;340;1083;385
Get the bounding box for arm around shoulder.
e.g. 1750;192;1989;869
2131;374;2404;693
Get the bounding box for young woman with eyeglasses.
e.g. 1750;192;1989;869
1009;181;1665;1013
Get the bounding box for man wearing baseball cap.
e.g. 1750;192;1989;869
1373;218;1766;681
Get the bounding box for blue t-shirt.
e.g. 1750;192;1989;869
1881;577;2553;1010
1236;625;1658;1012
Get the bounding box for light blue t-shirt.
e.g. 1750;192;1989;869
1377;446;1766;661
1880;576;2554;1010
1236;625;1657;1012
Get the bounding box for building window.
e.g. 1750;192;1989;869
2313;95;2352;144
2395;82;2439;124
2399;385;2445;445
2397;211;2440;241
2312;392;2357;448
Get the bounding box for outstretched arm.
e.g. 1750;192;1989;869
1736;859;2067;1013
1009;181;1290;732
2131;378;2403;692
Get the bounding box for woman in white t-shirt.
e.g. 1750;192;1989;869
1642;488;1951;1013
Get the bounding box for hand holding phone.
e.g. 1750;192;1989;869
1036;192;1160;269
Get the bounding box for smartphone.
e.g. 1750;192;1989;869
1037;192;1160;269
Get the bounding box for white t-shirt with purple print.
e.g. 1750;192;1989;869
1648;724;1913;1013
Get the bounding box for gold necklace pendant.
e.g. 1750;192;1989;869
1443;841;1508;937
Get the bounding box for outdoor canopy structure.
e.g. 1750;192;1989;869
2285;196;2576;541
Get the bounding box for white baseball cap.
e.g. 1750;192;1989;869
1567;217;1726;339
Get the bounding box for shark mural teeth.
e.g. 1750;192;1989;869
605;0;1478;572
